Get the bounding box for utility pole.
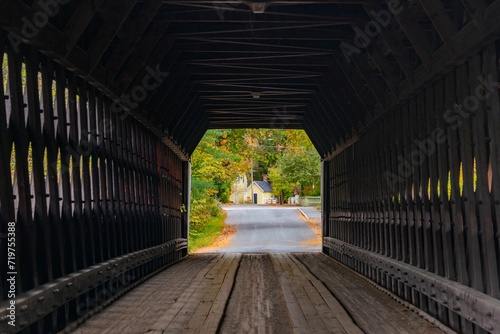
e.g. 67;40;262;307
250;157;254;204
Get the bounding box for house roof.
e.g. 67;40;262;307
254;181;273;193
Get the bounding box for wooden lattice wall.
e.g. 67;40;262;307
0;30;188;333
323;41;500;333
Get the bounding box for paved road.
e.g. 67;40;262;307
298;206;322;220
216;205;321;253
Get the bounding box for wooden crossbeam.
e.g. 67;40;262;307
460;0;487;24
169;22;351;37
418;0;458;48
387;0;435;71
157;84;196;125
105;21;170;85
320;80;361;130
100;3;163;78
362;3;414;80
86;0;138;72
139;0;384;4
112;34;175;91
323;76;367;127
144;63;188;120
329;57;376;120
64;0;106;54
172;28;352;41
349;52;388;108
178;37;342;53
363;37;400;95
154;6;367;23
307;101;343;148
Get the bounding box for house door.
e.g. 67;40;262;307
253;193;258;204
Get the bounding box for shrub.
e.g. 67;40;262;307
189;197;221;239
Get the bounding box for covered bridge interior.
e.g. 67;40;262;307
1;0;500;332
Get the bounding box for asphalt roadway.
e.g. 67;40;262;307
216;205;321;253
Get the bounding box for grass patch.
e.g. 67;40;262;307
189;210;227;253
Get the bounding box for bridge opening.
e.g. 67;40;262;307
188;128;322;253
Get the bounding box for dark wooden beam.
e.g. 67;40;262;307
303;119;331;158
350;52;389;108
418;0;458;48
107;21;171;86
363;3;415;80
188;62;325;75
180;102;208;153
337;0;500;156
323;76;366;127
307;101;342;149
147;65;190;122
170;94;202;134
86;0;138;72
194;73;321;84
329;56;376;120
178;38;342;53
63;0;106;54
363;36;400;95
153;6;367;23
173;28;352;41
0;2;187;156
460;0;487;24
114;37;175;93
169;22;352;38
319;82;359;131
0;1;87;70
311;97;346;142
139;0;384;4
207;121;302;128
388;0;435;71
99;3;163;79
131;50;182;117
157;85;196;126
397;0;500;105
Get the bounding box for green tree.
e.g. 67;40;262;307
268;130;321;199
191;130;247;203
268;167;294;203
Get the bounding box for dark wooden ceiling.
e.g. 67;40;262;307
1;0;499;157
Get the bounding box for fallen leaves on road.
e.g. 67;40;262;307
298;210;322;246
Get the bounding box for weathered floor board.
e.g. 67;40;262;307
218;254;293;334
69;253;448;334
296;253;446;334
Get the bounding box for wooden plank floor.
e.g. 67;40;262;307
69;253;449;334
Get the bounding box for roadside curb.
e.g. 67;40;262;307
297;208;309;220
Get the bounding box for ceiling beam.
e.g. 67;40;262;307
363;3;415;81
388;0;435;71
418;0;458;48
363;37;400;95
96;2;162;78
350;52;389;108
108;22;172;87
153;6;367;23
460;0;487;24
328;62;370;117
86;0;137;72
115;37;176;94
63;0;106;54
